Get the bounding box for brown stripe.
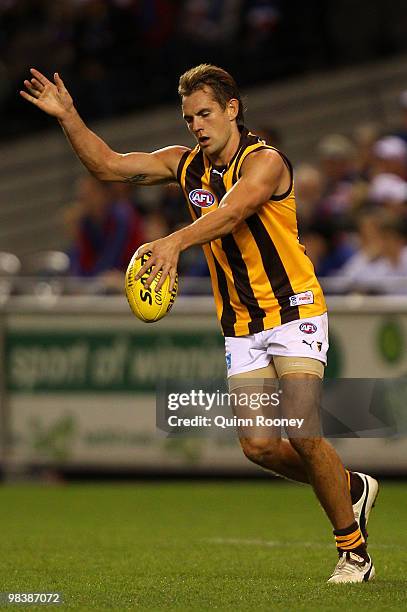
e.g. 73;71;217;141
182;151;236;335
246;214;300;324
339;536;364;550
184;150;206;218
210;246;236;336
222;235;266;334
230;127;255;183
232;144;248;184
236;144;294;201
177;149;191;184
233;144;268;182
209;170;265;334
337;532;362;547
270;148;293;201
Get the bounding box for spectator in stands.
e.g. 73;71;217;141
336;210;386;291
72;0;118;118
368;173;407;212
372;136;407;180
179;0;243;68
67;175;145;278
253;125;284;149
241;0;282;79
391;90;407;145
143;209;169;243
365;215;407;294
160;183;190;230
353;122;382;180
301;220;356;278
298;227;327;276
294;164;323;232
135;0;181;98
316;134;359;220
181;246;210;278
338;212;407;294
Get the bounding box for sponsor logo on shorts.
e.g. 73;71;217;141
226;353;232;369
189;189;215;208
302;339;314;349
299;322;318;334
289;290;314;307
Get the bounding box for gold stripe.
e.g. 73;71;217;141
339;536;364;550
223;142;283;326
202;244;223;319
231;222;279;315
236;142;265;177
210;241;251;335
201;162;251;335
180;137;327;334
230;138;326;321
201;156;215;217
338;533;362;547
335;528;361;541
259;205;326;316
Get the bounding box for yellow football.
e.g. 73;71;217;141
125;251;178;322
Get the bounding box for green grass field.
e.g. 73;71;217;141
0;481;405;611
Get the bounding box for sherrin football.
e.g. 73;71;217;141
125;251;178;322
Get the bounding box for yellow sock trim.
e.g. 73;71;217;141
340;536;364;550
335;526;364;550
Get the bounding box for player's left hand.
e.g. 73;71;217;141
135;236;181;292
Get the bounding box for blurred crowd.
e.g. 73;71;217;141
2;0;407;297
61;173;207;293
2;93;407;299
52;91;407;296
0;0;287;139
295;94;407;294
2;0;407;140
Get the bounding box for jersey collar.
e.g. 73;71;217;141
207;125;249;174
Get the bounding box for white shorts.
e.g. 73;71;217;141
224;313;329;378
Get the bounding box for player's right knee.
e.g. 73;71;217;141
239;437;280;466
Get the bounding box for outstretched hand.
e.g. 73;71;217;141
20;69;74;120
135;236;181;293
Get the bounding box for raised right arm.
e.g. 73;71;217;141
20;69;188;184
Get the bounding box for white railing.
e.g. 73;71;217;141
1;286;407;315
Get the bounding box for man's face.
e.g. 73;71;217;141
182;86;234;158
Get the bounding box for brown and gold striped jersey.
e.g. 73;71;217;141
177;127;327;337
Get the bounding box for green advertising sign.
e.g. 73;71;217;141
5;331;225;393
377;319;404;364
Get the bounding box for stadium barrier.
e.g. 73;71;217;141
1;295;407;475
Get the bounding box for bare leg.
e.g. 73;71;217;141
239;436;309;483
229;367;355;528
281;373;354;530
230;365;309;483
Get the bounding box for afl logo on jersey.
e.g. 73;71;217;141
299;322;317;334
189;189;215;208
